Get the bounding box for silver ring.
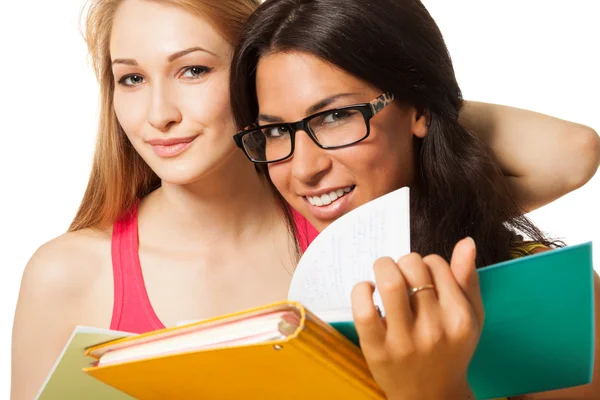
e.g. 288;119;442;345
409;284;435;296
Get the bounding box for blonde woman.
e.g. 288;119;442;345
11;0;599;398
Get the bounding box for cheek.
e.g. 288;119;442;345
113;92;147;139
183;73;236;131
373;146;413;188
356;128;414;191
376;138;414;189
268;163;295;203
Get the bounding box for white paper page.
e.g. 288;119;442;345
288;187;411;313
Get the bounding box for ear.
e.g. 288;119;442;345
411;107;430;138
242;122;257;132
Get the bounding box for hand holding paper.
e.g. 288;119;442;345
288;187;411;313
350;238;483;400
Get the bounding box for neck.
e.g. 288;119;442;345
140;151;286;248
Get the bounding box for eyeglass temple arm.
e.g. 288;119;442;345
369;92;395;115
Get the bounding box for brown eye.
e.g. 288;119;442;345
181;66;210;79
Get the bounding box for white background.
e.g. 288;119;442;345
0;0;598;397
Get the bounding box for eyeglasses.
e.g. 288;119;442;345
233;92;395;164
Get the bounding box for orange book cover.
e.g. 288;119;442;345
83;301;385;399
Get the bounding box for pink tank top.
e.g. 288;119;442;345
110;204;319;334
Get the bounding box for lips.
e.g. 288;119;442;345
147;135;199;158
300;185;356;224
305;186;354;206
146;135;198;146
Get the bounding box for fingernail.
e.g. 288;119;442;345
465;236;475;247
465;237;477;259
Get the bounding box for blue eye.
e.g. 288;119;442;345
118;74;145;87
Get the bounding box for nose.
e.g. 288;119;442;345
147;82;182;132
290;130;332;184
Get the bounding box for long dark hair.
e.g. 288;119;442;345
230;0;558;267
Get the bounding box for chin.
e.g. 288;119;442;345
150;160;217;186
311;219;330;233
297;206;330;233
139;139;243;184
155;171;203;186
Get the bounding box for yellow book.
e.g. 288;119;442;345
39;189;592;399
82;301;385;399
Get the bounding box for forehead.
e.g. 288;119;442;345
110;0;232;61
255;52;374;117
257;52;367;96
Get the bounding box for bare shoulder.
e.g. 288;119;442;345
15;227;116;330
20;228;112;297
11;228;114;400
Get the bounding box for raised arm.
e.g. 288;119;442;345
460;101;600;212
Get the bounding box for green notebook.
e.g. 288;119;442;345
35;326;135;400
330;242;595;400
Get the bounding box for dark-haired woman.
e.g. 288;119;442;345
230;0;600;398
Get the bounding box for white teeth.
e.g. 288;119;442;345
305;186;353;207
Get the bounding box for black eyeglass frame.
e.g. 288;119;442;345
233;92;395;164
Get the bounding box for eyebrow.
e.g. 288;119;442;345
258;93;357;123
111;46;217;66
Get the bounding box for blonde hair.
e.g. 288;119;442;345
69;0;260;232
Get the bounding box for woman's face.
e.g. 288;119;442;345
256;51;427;231
110;0;240;185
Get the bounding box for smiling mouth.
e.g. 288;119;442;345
305;186;355;206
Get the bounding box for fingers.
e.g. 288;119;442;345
353;242;482;357
351;281;387;349
450;237;484;325
396;253;437;310
372;257;413;336
422;253;464;305
450;237;476;291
